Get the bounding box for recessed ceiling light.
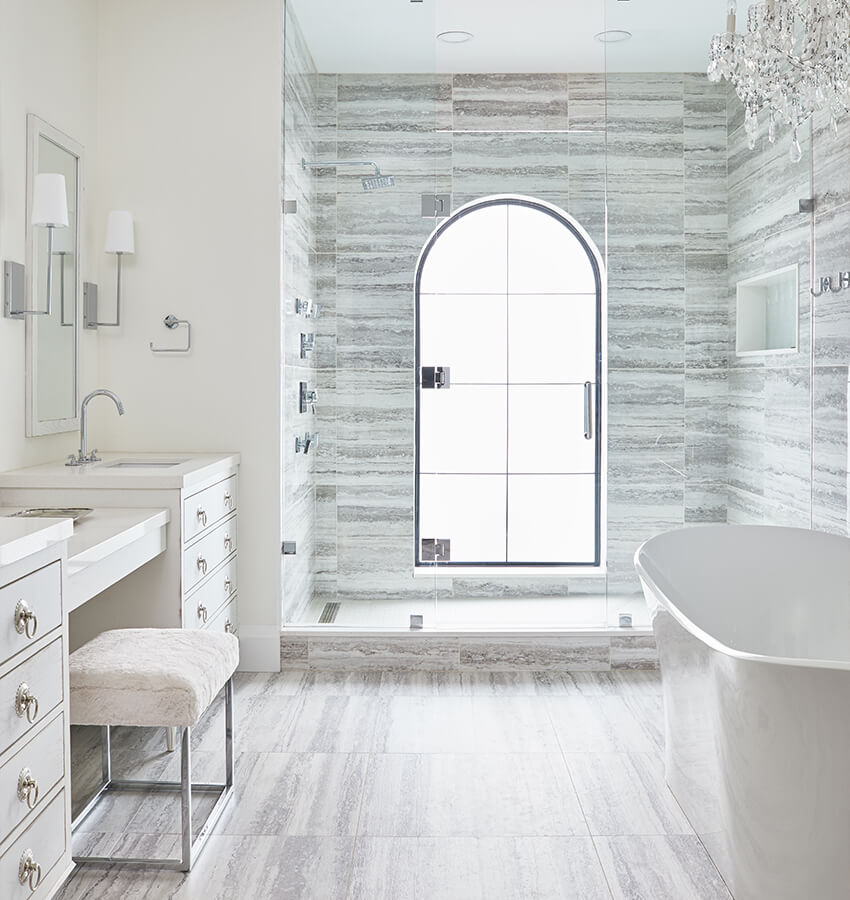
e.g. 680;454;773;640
437;30;474;44
594;29;632;43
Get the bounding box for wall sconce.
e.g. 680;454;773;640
4;173;68;319
84;210;134;329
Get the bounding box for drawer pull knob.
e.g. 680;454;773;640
196;506;207;526
17;768;39;810
224;534;233;552
225;620;238;636
14;600;38;640
196;555;208;575
224;578;233;595
224;492;233;509
18;849;42;891
15;683;39;724
197;603;208;623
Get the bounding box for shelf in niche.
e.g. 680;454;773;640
735;264;799;357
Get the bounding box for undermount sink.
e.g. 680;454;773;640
104;460;187;468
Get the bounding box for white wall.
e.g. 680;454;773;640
0;0;100;470
93;0;283;668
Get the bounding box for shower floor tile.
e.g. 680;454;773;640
59;669;733;900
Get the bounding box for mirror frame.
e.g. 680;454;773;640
25;114;84;437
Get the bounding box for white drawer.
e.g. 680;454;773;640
0;639;63;757
0;790;66;899
183;475;237;543
0;715;64;844
205;595;238;636
182;517;237;595
0;565;62;667
184;557;237;629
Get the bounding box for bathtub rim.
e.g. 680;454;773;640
635;524;850;672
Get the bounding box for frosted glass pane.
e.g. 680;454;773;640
420;386;506;473
507;475;597;562
419;295;507;383
507;205;597;295
420;204;508;294
420;474;506;563
509;385;596;473
509;295;597;383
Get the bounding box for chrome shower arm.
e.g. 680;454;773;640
300;158;382;176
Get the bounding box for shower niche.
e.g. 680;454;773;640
735;264;799;356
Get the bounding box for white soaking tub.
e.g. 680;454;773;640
635;525;850;900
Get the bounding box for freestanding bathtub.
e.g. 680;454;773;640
635;525;850;900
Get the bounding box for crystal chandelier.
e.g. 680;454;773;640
707;0;850;161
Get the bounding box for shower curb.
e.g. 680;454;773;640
279;631;658;671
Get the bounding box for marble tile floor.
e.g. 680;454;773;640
56;669;732;900
297;593;651;630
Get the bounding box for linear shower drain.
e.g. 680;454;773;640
319;602;341;624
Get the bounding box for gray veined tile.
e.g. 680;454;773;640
595;835;732;900
567;73;606;132
566;753;693;836
452;72;570;132
812;365;849;533
336;73;453;133
272;694;380;753
458;637;610;672
607;287;686;370
213;752;367;836
547;695;656;754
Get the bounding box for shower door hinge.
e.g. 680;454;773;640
282;541;297;555
421;193;451;218
421;538;451;562
421;366;450;389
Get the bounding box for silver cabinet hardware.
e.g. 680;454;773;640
224;578;233;595
196;506;207;527
150;314;191;353
17;768;39;809
14;599;38;639
197;603;208;623
196;555;208;575
15;683;39;723
224;619;237;635
584;381;593;440
300;332;315;358
224;534;233;552
421;366;450;389
18;849;42;891
223;492;233;510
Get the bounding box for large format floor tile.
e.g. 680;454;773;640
57;668;732;900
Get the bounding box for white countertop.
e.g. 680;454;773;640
65;507;170;576
0;516;74;567
0;452;239;492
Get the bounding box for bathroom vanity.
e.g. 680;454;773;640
0;453;240;650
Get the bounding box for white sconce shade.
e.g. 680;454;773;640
104;211;135;254
31;173;69;227
52;226;75;255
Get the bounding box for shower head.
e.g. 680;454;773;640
361;174;396;191
301;157;395;191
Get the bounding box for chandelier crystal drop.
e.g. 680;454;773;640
707;0;850;160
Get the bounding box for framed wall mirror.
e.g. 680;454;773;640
25;115;83;436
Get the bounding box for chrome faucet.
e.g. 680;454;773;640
66;389;125;466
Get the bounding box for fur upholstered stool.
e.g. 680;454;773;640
69;628;238;871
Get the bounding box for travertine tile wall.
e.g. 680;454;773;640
291;71;730;622
726;96;849;535
281;6;319;623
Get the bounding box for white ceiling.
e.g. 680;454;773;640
291;0;723;74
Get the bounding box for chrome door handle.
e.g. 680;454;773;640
197;555;208;575
197;603;208;623
14;600;38;639
223;492;233;510
196;507;207;526
584;381;593;440
15;683;39;723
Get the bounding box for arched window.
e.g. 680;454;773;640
415;196;605;569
